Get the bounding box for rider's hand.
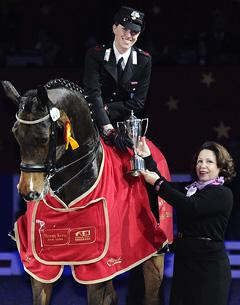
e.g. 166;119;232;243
101;125;133;152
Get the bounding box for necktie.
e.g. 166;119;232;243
117;57;124;81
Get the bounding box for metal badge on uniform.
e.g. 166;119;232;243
132;51;137;65
131;11;140;20
104;48;111;61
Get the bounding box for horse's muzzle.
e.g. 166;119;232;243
21;191;41;201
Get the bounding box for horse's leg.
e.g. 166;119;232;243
126;265;145;305
142;255;165;305
87;280;118;305
30;277;53;305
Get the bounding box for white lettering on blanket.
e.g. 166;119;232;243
107;257;122;267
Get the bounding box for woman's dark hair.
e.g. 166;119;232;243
192;141;236;183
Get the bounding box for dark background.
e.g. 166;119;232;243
0;0;240;247
1;0;240;173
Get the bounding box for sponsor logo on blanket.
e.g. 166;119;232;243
42;227;96;246
71;227;96;243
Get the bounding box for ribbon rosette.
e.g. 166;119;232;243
64;121;79;150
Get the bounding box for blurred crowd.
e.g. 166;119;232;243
1;0;240;67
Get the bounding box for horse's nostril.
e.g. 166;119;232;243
25;192;40;201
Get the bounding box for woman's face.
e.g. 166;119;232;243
113;24;140;53
196;149;220;182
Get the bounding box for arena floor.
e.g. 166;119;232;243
0;273;239;305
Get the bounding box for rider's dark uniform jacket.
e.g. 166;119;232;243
83;43;152;127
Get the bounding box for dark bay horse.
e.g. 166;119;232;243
2;79;172;305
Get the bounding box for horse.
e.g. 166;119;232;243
2;79;173;305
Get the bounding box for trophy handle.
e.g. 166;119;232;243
116;121;126;132
141;118;149;137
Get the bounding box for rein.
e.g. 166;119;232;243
51;140;100;195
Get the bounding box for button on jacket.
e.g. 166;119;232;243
83;44;152;127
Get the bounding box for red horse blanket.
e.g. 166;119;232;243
15;139;173;284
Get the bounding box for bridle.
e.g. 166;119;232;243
16;109;100;194
16;110;58;174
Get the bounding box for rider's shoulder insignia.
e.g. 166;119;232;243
142;50;150;57
137;48;150;57
94;45;104;51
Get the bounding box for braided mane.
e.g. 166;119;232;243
45;78;84;94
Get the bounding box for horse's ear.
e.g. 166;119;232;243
1;81;21;105
37;86;50;107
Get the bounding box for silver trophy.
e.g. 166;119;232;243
117;110;148;176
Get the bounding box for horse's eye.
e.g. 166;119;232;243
39;138;49;145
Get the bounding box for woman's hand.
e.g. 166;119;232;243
137;136;151;157
140;169;160;186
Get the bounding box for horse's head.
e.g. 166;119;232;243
2;79;98;202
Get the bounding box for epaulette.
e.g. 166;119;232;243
136;47;150;57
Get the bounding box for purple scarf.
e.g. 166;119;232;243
185;176;224;197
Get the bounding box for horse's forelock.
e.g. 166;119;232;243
21;89;48;113
23;89;37;98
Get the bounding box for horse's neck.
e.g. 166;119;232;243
50;141;103;204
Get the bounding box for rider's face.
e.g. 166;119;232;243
113;24;140;54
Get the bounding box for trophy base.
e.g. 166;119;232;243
127;155;145;177
127;169;141;177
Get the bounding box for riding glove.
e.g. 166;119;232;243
102;128;133;152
